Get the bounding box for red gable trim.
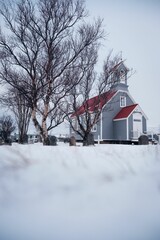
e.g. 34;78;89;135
71;90;117;117
113;104;138;120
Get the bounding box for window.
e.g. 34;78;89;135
133;119;141;122
91;124;97;132
119;69;125;83
120;96;126;107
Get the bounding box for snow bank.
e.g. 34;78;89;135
0;143;160;240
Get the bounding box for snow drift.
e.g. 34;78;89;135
0;143;160;240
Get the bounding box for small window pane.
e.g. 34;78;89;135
120;96;126;107
91;124;97;132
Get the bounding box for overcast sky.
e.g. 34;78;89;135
1;0;160;134
85;0;160;129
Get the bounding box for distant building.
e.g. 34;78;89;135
28;134;40;143
71;61;148;143
11;133;40;144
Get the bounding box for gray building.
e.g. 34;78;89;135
71;61;147;143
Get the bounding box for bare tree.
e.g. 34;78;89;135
0;87;31;144
0;115;16;143
66;51;123;146
0;0;104;145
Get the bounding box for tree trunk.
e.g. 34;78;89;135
43;135;50;145
42;119;50;145
83;133;94;146
31;107;51;145
18;121;29;144
41;102;50;145
18;132;28;144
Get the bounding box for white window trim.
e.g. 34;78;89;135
120;96;126;107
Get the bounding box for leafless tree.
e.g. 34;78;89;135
0;115;15;143
0;87;31;144
0;0;104;145
66;51;123;146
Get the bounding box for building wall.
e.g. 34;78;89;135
101;90;134;140
92;120;101;140
69;88;146;142
110;83;128;92
142;116;147;134
128;114;147;140
70;116;101;141
128;115;133;140
113;120;127;140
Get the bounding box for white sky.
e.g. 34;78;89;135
85;0;160;128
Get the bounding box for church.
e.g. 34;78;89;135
71;61;147;143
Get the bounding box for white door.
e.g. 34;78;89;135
133;112;142;139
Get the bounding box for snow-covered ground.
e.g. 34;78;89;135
0;143;160;240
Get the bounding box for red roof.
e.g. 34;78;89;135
114;104;138;120
71;90;117;117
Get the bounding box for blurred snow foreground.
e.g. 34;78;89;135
0;143;160;240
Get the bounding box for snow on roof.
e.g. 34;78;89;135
71;90;117;117
113;104;138;120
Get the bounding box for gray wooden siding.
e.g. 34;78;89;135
142;116;147;133
113;120;127;140
101;91;134;140
92;121;101;140
128;115;133;140
70;89;146;142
